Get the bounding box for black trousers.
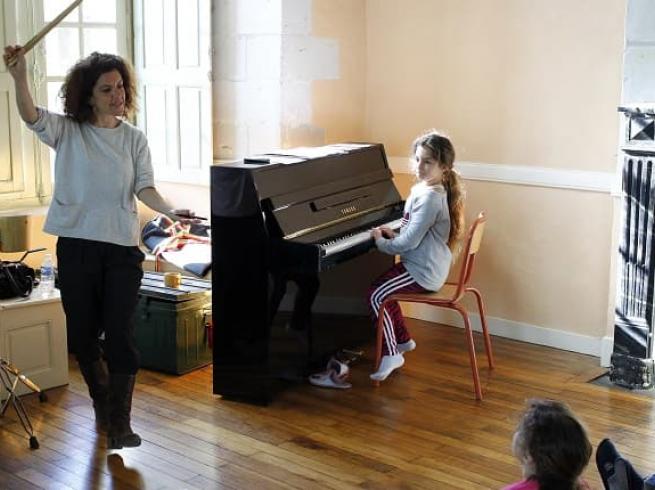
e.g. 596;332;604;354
57;237;144;374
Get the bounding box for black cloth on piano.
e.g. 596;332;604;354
211;143;404;403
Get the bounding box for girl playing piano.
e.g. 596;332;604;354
368;130;465;381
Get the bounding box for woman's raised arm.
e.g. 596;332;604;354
3;46;38;124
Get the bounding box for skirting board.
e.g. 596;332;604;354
404;303;613;366
279;294;613;366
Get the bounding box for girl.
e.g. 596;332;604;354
506;399;593;490
3;46;196;449
368;130;464;381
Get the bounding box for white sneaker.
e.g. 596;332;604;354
397;339;416;353
370;354;405;381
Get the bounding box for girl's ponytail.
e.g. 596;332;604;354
443;168;465;251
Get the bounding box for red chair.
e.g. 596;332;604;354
372;212;494;400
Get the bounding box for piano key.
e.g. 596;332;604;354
321;218;403;257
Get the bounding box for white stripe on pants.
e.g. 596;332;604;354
370;271;416;356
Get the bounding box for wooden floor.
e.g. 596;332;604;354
2;319;655;489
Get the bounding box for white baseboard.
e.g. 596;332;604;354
280;294;610;362
404;303;607;359
600;336;614;367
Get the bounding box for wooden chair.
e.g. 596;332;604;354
372;212;494;400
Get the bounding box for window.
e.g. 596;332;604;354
39;0;129;113
0;0;210;212
0;0;129;210
133;0;212;185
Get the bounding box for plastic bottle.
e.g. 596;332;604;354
39;253;55;297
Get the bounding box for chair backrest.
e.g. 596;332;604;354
452;212;486;298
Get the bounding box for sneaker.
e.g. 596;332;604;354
397;339;416;353
370;354;404;381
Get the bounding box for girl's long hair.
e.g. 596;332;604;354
512;399;592;490
412;130;465;250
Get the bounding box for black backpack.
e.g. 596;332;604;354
0;249;46;299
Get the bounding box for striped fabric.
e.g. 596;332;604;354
367;263;428;355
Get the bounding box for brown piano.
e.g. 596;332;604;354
211;143;403;403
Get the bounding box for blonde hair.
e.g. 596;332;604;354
412;130;465;250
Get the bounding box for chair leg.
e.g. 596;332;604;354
453;305;483;400
372;302;387;387
467;287;494;369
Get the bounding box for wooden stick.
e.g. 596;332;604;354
6;0;83;67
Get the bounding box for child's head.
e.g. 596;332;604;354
512;399;592;490
411;130;465;250
411;131;455;185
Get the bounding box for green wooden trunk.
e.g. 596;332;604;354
134;272;212;374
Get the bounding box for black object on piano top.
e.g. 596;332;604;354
211;143;404;403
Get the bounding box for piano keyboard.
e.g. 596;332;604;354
320;218;403;257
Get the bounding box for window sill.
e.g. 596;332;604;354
0;205;49;218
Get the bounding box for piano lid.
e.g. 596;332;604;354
248;143;390;200
210;143;402;237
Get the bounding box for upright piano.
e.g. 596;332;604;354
211;143;404;403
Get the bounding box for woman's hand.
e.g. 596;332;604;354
3;45;27;80
3;45;37;124
170;208;205;224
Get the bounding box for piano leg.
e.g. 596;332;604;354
269;270;320;359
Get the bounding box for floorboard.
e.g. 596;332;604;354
2;320;654;489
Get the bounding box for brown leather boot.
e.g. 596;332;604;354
107;374;141;449
78;360;110;431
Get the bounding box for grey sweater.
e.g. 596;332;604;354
27;108;155;246
375;182;452;291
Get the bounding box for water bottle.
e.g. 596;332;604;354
39;253;55;297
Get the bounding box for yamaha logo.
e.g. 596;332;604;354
341;206;357;215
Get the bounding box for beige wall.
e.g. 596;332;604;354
311;0;367;144
361;1;625;344
395;174;613;338
365;0;625;172
0;215;56;269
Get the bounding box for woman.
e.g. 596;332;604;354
3;46;196;449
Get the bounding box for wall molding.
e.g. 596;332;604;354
388;157;618;194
